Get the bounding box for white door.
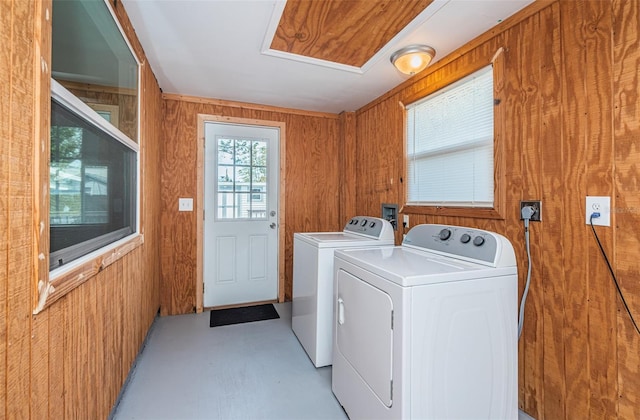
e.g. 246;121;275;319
203;122;279;307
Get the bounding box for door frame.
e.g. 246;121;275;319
196;114;286;312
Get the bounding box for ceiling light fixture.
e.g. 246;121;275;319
390;45;436;75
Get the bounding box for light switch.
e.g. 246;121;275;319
179;198;193;212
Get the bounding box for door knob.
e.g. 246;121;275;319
270;211;276;217
270;223;276;229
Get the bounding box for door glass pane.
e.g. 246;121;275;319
215;136;269;220
217;138;234;164
218;165;234;183
217;192;234;219
235;193;250;218
235;140;251;165
252;166;267;184
252;141;267;166
235;167;251;192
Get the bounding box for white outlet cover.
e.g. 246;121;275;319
585;196;610;226
179;197;194;212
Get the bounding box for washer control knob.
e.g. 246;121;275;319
473;236;485;246
439;228;452;241
370;222;376;228
460;233;471;243
361;219;367;226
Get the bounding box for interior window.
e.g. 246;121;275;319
50;0;140;271
406;65;494;208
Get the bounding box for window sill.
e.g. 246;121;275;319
34;233;144;314
402;205;505;220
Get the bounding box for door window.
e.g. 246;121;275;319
215;137;268;220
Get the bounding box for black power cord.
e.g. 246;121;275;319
589;213;640;335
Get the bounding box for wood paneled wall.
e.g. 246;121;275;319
0;0;163;418
4;0;638;418
160;97;343;315
353;1;640;418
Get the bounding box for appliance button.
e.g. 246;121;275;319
460;233;471;243
370;222;376;228
439;228;452;241
361;219;368;226
473;236;485;246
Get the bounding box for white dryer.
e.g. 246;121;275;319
332;224;518;419
292;216;394;368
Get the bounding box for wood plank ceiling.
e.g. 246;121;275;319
270;0;433;67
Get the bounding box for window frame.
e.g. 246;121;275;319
400;53;506;220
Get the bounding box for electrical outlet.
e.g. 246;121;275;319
520;200;542;221
403;214;409;228
586;196;610;226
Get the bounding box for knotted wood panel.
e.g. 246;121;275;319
271;0;432;67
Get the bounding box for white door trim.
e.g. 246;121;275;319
196;114;286;312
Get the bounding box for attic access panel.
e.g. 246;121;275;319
270;0;433;68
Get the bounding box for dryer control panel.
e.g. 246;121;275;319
344;216;394;241
402;224;516;267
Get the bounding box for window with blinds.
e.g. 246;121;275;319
406;65;494;207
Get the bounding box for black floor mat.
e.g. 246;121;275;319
209;303;280;327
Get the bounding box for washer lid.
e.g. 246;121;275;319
294;232;394;248
302;232;358;241
334;246;517;287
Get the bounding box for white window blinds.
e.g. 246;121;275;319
406;65;494;207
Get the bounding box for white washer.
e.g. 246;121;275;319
332;224;518;419
292;216;395;368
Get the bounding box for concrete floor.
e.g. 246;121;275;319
112;302;535;420
112;303;345;420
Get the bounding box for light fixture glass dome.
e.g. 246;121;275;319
390;45;436;75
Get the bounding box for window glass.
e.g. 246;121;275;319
406;65;494;207
216;137;269;220
50;99;137;270
52;0;138;141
